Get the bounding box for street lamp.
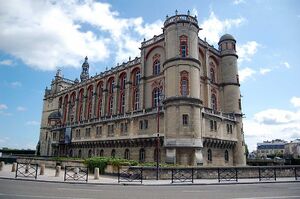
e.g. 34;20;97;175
156;92;164;180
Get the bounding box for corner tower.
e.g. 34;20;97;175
219;34;246;165
163;11;203;165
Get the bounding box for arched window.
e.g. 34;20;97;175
86;85;93;120
210;68;216;83
119;92;125;114
62;94;68;124
207;149;212;162
180;35;188;57
225;150;229;162
107;77;115;115
96;149;100;156
119;73;127;90
78;149;82;158
133;89;140;110
69;92;76;122
180;71;189;96
152;88;161;108
77;89;84;122
132;68;140;86
111;149;116;158
153;60;160;75
100;149;104;157
88;149;92;158
124;148;130;160
139;148;145;162
211;94;217;111
96;82;103;118
154;148;161;162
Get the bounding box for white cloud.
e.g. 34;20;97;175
0;104;8;110
0;0;164;70
0;59;13;66
237;41;260;63
199;11;245;44
26;120;40;126
281;61;291;69
239;67;256;82
291;97;300;108
244;97;300;151
10;81;22;88
259;68;271;75
17;106;27;112
233;0;245;5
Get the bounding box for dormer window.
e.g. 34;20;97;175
180;35;188;57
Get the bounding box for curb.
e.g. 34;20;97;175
0;176;299;186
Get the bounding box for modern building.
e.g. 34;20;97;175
38;11;246;166
256;139;286;158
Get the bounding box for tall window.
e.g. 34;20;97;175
107;77;115;115
152;87;161;108
96;82;103;118
211;94;217;111
119;93;125;114
182;114;189;125
225;150;229;162
62;94;68;124
208;149;212;162
124;149;130;160
119;73;126;114
132;68;140;86
180;71;189;96
133;89;140;110
58;97;62;109
119;73;126;90
111;149;116;158
88;149;92;158
86;85;93;120
180;35;188;57
78;89;84;121
210;68;216;83
100;149;104;157
153;60;160;75
139;148;145;162
69;92;76;122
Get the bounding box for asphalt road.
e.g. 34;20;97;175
0;179;299;199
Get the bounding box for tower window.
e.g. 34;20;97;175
208;149;212;162
182;114;189;125
180;71;189;96
211;94;217;111
153;60;160;75
180;35;188;57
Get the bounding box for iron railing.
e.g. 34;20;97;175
15;163;38;179
64;166;88;182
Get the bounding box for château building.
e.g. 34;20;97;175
38;11;246;166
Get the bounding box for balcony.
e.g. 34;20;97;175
202;107;236;121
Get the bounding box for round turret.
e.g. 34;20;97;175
218;34;237;57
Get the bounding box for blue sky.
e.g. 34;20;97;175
0;0;299;151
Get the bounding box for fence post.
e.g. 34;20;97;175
171;168;174;183
217;168;220;182
94;167;100;180
35;164;38;179
64;166;66;181
235;168;238;182
258;167;261;181
40;164;45;175
15;163;18;178
55;166;61;177
118;166;120;183
294;167;297;180
0;161;4;171
140;167;143;184
192;168;194;183
86;167;89;182
274;168;276;181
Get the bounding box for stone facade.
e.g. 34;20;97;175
38;12;246;166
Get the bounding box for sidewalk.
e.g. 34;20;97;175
0;163;299;185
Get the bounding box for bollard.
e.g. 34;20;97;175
0;161;4;171
55;166;61;177
94;167;100;180
11;163;17;172
40;164;45;175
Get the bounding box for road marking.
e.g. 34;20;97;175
0;193;93;199
233;196;300;199
57;188;103;192
182;190;210;193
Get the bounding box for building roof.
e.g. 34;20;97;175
219;34;236;44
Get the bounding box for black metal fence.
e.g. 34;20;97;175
120;165;300;184
64;166;88;182
118;166;143;184
15;162;38;179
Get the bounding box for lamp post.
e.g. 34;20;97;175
156;92;164;180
